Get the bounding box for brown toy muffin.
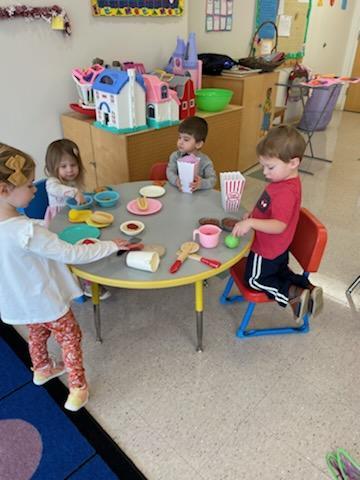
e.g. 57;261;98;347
198;217;221;227
221;217;239;232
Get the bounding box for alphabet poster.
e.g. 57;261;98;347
91;0;184;16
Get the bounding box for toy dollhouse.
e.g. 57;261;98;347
168;75;196;120
142;74;179;128
165;32;202;90
123;62;146;74
92;68;147;133
72;64;105;109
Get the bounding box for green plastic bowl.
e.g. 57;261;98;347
195;88;233;112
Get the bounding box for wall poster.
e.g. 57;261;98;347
91;0;184;16
206;0;233;32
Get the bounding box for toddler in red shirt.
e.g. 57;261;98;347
232;125;323;320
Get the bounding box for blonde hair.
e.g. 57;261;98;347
0;143;35;187
256;125;306;163
45;139;84;186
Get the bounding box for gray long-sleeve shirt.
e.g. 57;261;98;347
166;151;217;190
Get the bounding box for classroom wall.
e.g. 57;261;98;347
190;0;359;113
188;2;255;59
303;1;356;76
0;0;187;175
1;0;359;176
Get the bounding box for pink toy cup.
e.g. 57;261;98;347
193;224;222;249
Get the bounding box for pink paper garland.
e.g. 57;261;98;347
0;5;71;35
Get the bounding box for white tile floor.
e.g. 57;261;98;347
18;111;360;479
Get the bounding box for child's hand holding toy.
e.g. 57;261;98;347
175;177;182;191
75;191;86;205
232;219;253;237
112;239;144;251
190;175;202;192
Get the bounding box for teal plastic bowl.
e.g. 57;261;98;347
94;190;120;208
195;88;233;112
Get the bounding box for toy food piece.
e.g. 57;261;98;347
142;244;166;257
68;209;92;222
81;238;96;245
198;217;221;227
94;186;106;193
119;221;145;236
224;234;240;249
90;211;114;224
136;196;148;211
153;180;166;187
127;222;140;230
221;217;239;232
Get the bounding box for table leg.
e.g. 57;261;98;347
91;282;102;343
195;280;204;352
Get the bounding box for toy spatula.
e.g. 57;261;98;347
176;250;221;269
169;242;199;273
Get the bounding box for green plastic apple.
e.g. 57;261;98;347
224;234;240;249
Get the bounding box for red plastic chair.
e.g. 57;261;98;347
220;208;328;337
149;162;168;181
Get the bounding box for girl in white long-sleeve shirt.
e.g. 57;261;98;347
0;143;138;412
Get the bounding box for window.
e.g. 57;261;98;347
148;104;155;118
182;101;188;110
190;99;195;107
161;85;168;99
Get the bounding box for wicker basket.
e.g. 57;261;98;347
238;21;285;73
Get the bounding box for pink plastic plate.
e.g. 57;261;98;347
126;198;162;216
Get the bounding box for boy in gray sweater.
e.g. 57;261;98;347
166;116;217;192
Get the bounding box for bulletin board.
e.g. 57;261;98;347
91;0;184;17
255;0;312;60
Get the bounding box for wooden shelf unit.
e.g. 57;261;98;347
61;105;242;191
202;71;279;172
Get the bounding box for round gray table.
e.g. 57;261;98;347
50;181;252;351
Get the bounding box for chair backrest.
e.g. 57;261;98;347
290;207;327;273
149;162;168;181
24;179;49;219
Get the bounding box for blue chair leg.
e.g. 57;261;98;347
238;309;310;338
220;276;311;338
219;276;244;304
236;302;256;337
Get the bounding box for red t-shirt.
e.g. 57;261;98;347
250;177;301;260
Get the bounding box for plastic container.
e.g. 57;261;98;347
94;190;120;208
65;194;93;210
195;88;233;112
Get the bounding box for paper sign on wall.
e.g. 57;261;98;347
278;14;292;37
206;0;233;31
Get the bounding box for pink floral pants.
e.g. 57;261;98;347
27;309;87;389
